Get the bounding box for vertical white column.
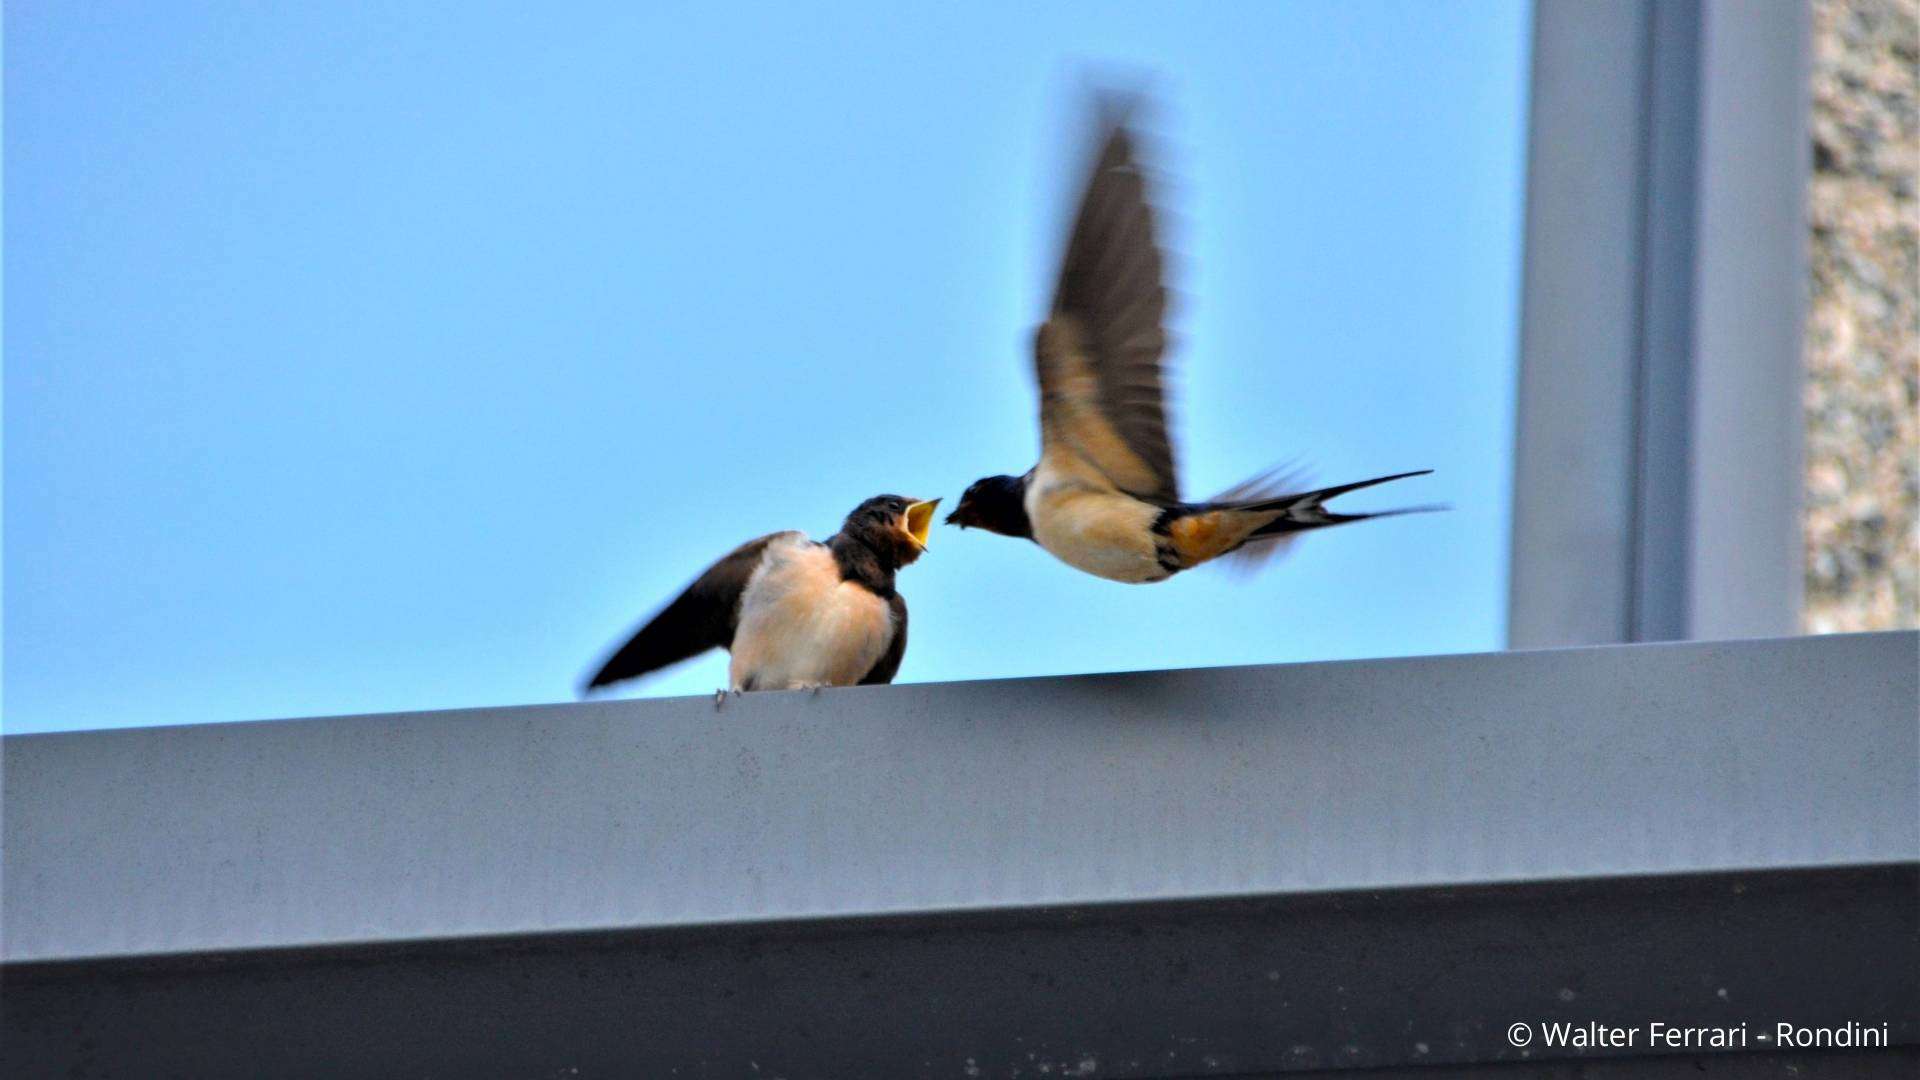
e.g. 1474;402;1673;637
1510;0;1807;647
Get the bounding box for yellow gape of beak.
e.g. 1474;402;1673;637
904;499;940;549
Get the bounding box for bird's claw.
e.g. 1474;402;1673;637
713;687;742;710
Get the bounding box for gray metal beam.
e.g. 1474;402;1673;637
3;633;1915;1077
1510;0;1808;646
5;633;1914;964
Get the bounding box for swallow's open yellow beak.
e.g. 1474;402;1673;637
903;498;940;549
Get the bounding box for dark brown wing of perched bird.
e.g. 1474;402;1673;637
857;592;909;685
1034;110;1179;503
583;531;792;691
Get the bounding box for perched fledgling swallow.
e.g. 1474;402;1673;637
945;106;1435;583
583;496;939;695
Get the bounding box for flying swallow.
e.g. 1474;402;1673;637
584;495;939;695
945;105;1435;583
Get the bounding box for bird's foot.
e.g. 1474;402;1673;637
713;687;743;710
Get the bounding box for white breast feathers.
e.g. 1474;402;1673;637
729;536;896;690
1025;460;1171;584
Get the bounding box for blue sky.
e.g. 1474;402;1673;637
5;2;1531;734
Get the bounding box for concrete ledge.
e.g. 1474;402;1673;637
4;633;1916;965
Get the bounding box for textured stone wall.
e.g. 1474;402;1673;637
1805;0;1919;631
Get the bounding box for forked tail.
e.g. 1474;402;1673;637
1220;469;1443;539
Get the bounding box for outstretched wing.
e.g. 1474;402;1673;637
858;592;909;685
582;531;797;691
1034;107;1178;502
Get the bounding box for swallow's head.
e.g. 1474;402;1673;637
946;474;1033;539
843;494;941;568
